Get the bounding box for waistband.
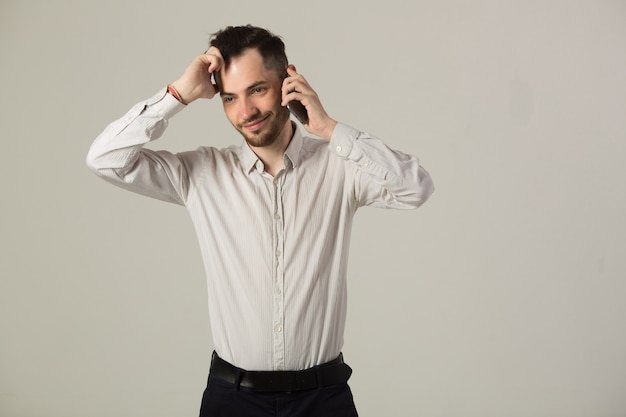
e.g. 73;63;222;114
209;351;353;392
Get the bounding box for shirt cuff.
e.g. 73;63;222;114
147;87;187;120
329;123;361;160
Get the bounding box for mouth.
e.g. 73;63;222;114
242;115;269;132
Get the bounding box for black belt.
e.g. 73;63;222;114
209;351;353;392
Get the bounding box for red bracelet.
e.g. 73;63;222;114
167;85;184;104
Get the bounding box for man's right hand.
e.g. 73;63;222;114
170;47;224;104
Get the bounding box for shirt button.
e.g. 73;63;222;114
275;250;281;257
336;145;342;153
274;325;282;333
274;213;281;220
274;287;282;295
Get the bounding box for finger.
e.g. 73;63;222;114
281;80;295;105
282;80;304;106
283;73;303;90
207;57;223;74
203;48;223;71
207;46;223;58
283;65;302;89
208;61;221;74
286;64;297;76
282;89;305;107
284;78;310;97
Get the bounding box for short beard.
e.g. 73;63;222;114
237;107;291;148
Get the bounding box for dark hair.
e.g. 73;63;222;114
209;25;288;76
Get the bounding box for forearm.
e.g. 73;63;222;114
330;123;435;209
86;88;189;204
86;88;184;172
87;48;219;172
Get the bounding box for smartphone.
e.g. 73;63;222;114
287;99;308;124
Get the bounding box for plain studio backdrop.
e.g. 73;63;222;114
1;1;625;416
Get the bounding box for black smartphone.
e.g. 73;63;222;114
287;99;308;124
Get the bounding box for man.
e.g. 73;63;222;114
87;25;434;417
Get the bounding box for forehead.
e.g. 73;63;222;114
219;48;281;94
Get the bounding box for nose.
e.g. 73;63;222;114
239;97;260;122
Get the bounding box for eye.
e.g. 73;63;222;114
252;87;267;94
222;96;234;104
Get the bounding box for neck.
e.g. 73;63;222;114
250;121;294;176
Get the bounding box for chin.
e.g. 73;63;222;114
241;111;290;147
244;134;277;148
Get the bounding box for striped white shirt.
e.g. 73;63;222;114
86;88;434;371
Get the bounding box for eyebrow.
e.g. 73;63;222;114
221;81;269;97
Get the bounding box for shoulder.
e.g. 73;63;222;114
177;144;240;163
173;145;244;176
300;135;330;155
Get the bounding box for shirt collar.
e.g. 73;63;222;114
284;123;303;168
238;122;303;175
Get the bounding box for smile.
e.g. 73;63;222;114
243;115;269;131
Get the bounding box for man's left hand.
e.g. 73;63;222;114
281;66;337;141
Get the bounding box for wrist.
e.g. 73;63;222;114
169;80;199;104
167;84;185;104
320;119;338;141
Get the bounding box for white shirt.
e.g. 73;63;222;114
86;88;434;371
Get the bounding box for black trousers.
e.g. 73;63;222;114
199;368;359;417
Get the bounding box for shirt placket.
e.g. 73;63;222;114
271;173;286;370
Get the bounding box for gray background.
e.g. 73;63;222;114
1;1;625;416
